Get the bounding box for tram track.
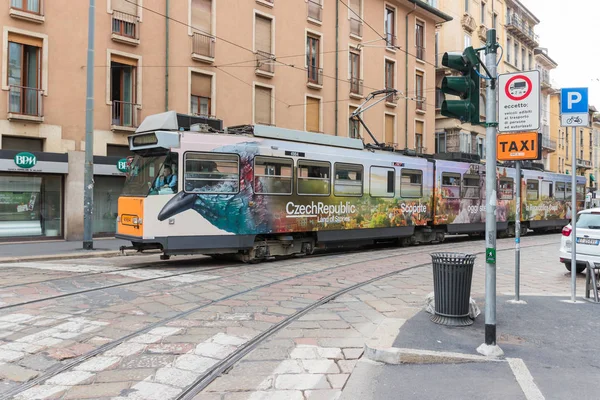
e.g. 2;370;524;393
0;237;555;400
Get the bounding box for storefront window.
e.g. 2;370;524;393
93;176;124;236
0;174;62;239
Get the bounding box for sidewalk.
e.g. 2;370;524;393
0;238;130;262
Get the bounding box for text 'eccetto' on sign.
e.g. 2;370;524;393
496;131;541;161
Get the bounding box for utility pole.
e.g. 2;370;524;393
83;0;95;250
514;161;522;302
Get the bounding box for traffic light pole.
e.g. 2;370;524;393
478;29;504;357
83;0;95;250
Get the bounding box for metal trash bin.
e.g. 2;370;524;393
430;252;476;326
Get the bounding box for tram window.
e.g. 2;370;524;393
526;180;539;200
462;174;480;199
254;157;293;195
400;169;422;198
334;163;363;197
441;173;460;199
184;153;239;194
298;160;331;195
555;182;565;200
498;178;514;200
577;184;585;201
566;183;572;199
541;180;553;199
370;166;395;198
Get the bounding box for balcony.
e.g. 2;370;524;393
540;69;551;88
416;45;425;61
386;33;397;49
577;158;593;169
307;0;322;23
506;14;539;47
255;50;275;78
385;90;398;107
111;101;140;132
7;86;44;123
349;78;363;98
9;1;44;23
350;17;363;38
416;96;426;112
461;13;476;33
111;11;140;45
542;134;556;152
307;66;323;89
477;24;487;42
256;0;274;7
192;32;216;63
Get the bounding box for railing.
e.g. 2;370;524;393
8;85;43;117
542;135;556;151
307;66;323;85
350;17;363;37
111;101;139;128
577;158;593;169
307;0;322;22
192;31;216;59
112;10;139;39
461;13;476;32
416;146;427;155
415;96;426;111
506;14;539;45
385;91;398;104
386;33;397;48
255;50;275;74
350;78;363;96
541;69;551;86
478;24;487;41
416;45;425;61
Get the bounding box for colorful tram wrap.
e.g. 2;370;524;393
116;112;585;262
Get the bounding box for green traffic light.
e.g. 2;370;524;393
440;46;481;125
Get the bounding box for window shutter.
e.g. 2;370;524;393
306;97;320;132
385;114;394;144
191;72;211;98
415;120;424;135
255;86;272;125
8;32;42;47
191;0;212;33
112;0;138;15
255;15;272;53
349;0;361;16
111;54;137;67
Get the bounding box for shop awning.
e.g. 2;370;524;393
591;174;596;182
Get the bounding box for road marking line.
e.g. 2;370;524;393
507;357;545;400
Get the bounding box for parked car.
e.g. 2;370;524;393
559;208;600;273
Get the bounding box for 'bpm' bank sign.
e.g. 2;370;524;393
13;152;37;169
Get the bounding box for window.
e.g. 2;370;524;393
435;132;446;153
112;0;139;38
255;85;273;125
190;72;212;117
441;173;460;198
566;132;569;158
385;60;394;90
415;121;424;152
349;106;360;138
480;1;486;24
401;170;422;198
526;180;539;200
460;132;472;153
477;137;485;158
465;0;469;13
306;96;321;133
577;184;585;201
255;14;273;56
556;182;565;199
110;56;137;127
541;180;553;199
415;71;424;110
385;7;395;47
107;144;131;157
499;178;514;200
370;167;394;197
349;50;361;94
435;87;443;109
385;114;395;145
8;36;42;117
462;174;480;199
514;43;518;67
307;35;320;84
11;0;41;14
521;48;525;70
298;160;330;195
435;32;439;67
464;34;471;49
493;13;498;29
415;21;424;60
184;153;239;194
1;136;43;152
506;37;511;63
334;163;363;196
254;156;293;195
191;0;214;58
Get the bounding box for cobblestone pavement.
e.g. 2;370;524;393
0;234;575;399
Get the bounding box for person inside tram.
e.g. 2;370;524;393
154;165;178;193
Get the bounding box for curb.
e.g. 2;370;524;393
0;250;159;264
364;344;503;364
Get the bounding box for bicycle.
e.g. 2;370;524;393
566;116;583;124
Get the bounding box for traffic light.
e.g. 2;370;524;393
440;47;481;125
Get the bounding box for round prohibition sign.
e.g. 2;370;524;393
505;75;533;101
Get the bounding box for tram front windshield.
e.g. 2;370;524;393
121;152;179;197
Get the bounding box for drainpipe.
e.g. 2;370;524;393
404;4;417;150
335;0;339;136
165;0;170;111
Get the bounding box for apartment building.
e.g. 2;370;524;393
0;0;451;242
535;47;557;170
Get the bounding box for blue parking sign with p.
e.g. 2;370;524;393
561;88;588;114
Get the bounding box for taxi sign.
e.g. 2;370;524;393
496;131;541;161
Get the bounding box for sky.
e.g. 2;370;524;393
521;0;600;107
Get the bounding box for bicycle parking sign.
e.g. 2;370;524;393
560;88;589;127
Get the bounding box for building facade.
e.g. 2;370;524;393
534;47;557;170
0;0;451;241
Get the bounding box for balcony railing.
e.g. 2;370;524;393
307;66;323;86
542;135;556;151
350;17;363;37
540;69;551;86
506;14;539;46
255;50;275;75
385;90;398;105
350;78;363;96
416;45;425;61
415;96;426;111
192;31;216;61
577;158;593;169
307;0;322;22
461;13;476;33
477;24;487;41
7;85;43;119
386;33;397;49
111;101;139;128
112;10;139;40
